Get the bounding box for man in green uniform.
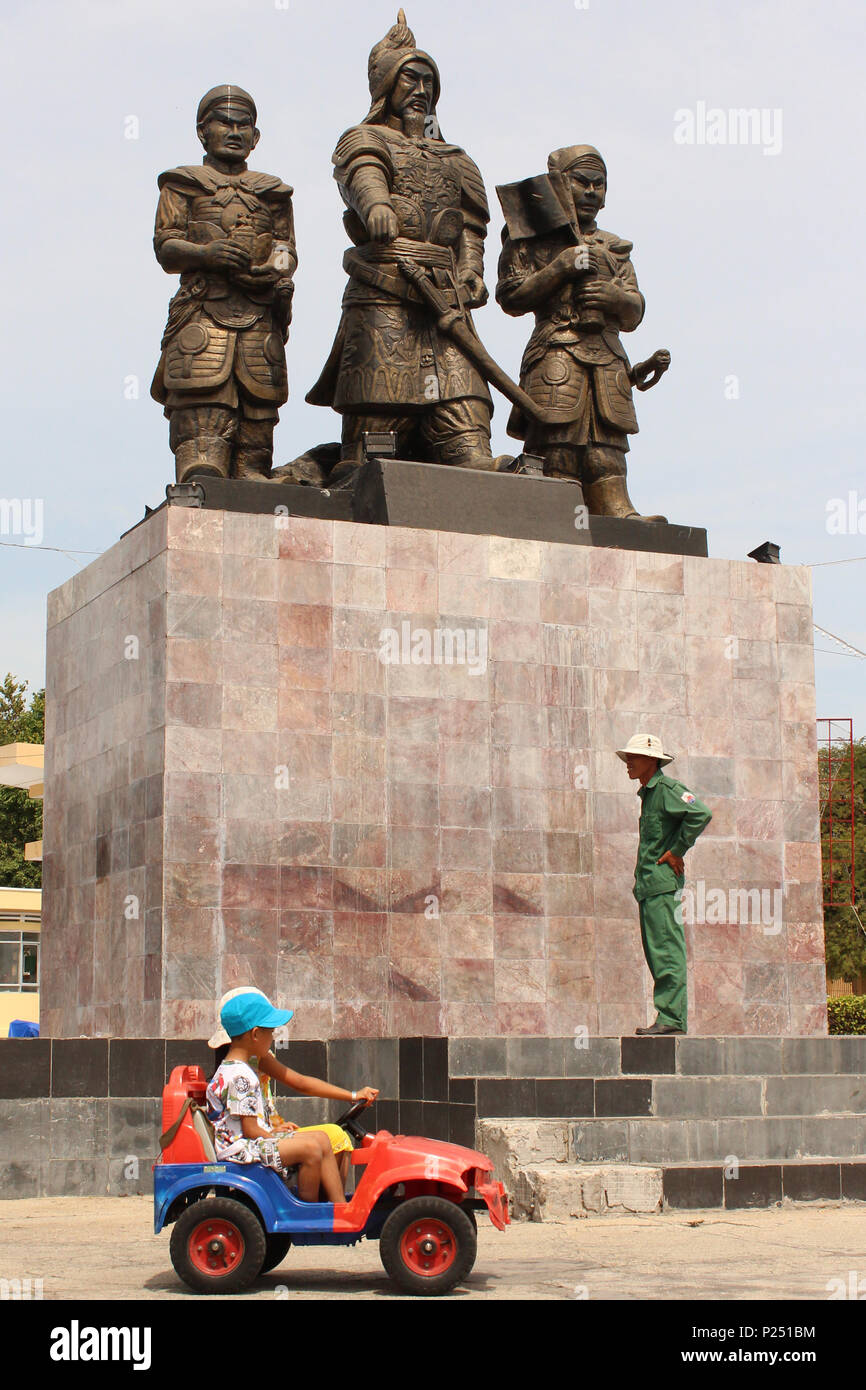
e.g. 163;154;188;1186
617;733;712;1035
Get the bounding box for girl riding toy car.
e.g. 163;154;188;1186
155;1063;509;1296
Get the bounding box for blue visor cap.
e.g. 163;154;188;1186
220;991;293;1038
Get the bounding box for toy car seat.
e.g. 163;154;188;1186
159;1063;299;1183
160;1065;216;1163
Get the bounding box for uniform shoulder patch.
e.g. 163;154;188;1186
681;792;696;804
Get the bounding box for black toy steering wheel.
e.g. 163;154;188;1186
335;1099;372;1143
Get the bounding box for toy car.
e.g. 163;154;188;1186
155;1065;509;1296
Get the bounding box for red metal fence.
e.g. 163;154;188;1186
816;717;855;908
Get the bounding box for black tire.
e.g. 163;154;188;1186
261;1233;292;1274
380;1196;477;1296
170;1196;267;1294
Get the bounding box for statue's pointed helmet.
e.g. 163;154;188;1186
364;9;441;124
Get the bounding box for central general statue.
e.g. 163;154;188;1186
307;10;509;472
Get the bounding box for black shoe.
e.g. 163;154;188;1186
635;1022;686;1035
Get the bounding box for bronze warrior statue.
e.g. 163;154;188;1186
151;86;297;483
496;145;668;520
307;10;509;472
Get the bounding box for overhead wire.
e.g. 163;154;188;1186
0;541;103;556
813;625;866;660
3;544;866;656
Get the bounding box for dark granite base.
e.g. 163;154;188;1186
2;1035;864;1201
356;457;708;556
5;1034;864;1104
130;460;708;556
663;1160;855;1210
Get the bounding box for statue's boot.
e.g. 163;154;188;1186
233;420;278;481
583;474;667;524
174;436;231;484
436;429;504;472
234;453;272;481
540;444;582;482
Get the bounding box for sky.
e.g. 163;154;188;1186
1;0;864;734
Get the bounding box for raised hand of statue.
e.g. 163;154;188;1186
368;202;400;242
200;241;251;274
553;246;600;280
578;279;627;316
459;271;488;309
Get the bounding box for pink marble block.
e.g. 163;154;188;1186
41;507;827;1037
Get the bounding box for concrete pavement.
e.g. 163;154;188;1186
1;1197;864;1301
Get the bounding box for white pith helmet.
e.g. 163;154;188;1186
615;732;675;767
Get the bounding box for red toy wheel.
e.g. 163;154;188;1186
380;1196;477;1296
169;1196;266;1294
399;1218;458;1277
187;1216;245;1277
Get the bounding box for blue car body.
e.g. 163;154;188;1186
153;1161;390;1246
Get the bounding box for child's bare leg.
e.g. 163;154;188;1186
277;1133;323;1202
338;1151;351;1187
314;1132;345;1202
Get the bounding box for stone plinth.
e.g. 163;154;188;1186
145;462;708;557
41;505;826;1038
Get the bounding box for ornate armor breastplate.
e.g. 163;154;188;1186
389;140;463;245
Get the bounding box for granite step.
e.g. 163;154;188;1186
504;1159;866;1221
449;1035;866;1081
479;1112;866;1169
628;1074;866;1118
479;1116;866;1219
472;1071;866;1123
571;1114;866;1164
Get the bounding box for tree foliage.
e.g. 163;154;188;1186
827;995;866;1034
822;738;866;980
0;675;44;888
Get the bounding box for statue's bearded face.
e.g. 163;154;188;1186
569;167;607;220
390;61;435;120
198;106;259;162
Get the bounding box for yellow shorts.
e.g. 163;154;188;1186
291;1123;353;1156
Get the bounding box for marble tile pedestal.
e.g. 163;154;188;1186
41;505;826;1039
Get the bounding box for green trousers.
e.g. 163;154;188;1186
638;892;687;1030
